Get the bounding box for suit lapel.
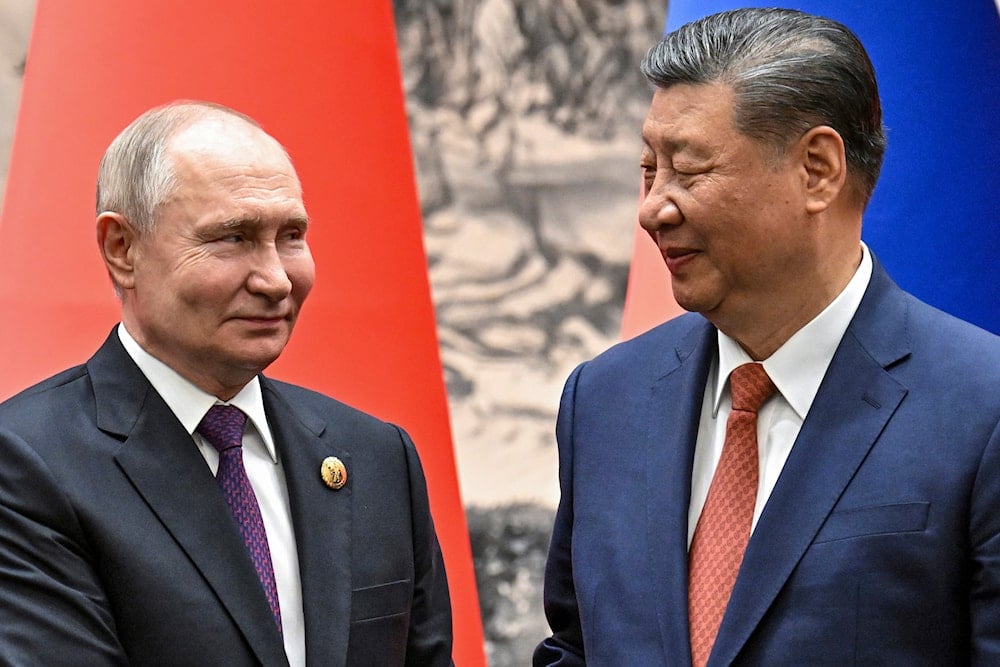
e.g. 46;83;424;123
644;319;716;663
90;334;289;666
710;262;911;666
263;380;353;667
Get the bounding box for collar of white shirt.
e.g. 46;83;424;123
712;242;874;417
116;323;277;462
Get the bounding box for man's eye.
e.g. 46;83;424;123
673;163;704;177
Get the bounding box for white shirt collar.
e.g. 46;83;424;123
116;323;277;462
713;243;874;419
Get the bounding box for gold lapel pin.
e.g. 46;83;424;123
321;456;348;490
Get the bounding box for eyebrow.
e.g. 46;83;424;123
216;216;310;230
640;127;687;153
640;130;714;162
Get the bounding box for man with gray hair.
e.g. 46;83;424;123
0;101;453;665
535;8;1000;665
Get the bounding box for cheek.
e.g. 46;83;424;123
171;268;244;313
288;257;316;298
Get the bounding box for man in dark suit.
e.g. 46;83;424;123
535;8;1000;665
0;101;453;665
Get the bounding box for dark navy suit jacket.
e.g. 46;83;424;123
535;259;1000;665
0;332;453;666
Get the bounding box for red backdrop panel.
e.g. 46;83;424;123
0;1;484;662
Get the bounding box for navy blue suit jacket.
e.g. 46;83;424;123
535;260;1000;665
0;331;453;665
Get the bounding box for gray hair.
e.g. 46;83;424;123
96;101;262;235
641;8;886;203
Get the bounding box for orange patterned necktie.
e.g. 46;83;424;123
688;362;775;666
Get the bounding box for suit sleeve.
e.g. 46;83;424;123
533;364;587;666
0;429;127;665
394;426;455;666
970;417;1000;664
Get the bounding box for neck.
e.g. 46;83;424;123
717;242;863;361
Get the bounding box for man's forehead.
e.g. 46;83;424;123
646;82;736;118
641;82;737;145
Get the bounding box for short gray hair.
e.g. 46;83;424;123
642;8;886;203
96;101;261;234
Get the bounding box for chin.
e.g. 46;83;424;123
671;292;708;315
229;347;285;374
671;279;726;314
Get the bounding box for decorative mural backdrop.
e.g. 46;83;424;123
394;0;662;506
393;1;663;661
0;2;30;202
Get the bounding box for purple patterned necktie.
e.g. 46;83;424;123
197;404;282;633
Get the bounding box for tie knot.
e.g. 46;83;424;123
196;405;248;453
729;363;775;413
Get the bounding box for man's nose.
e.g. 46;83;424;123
638;183;683;234
247;245;293;301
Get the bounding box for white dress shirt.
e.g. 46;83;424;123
117;324;305;666
687;244;874;547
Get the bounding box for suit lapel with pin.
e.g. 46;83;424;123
262;379;355;666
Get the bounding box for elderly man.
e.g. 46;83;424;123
535;8;1000;666
0;102;453;665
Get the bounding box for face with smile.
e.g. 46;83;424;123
638;82;835;353
112;114;315;398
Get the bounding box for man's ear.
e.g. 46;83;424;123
96;212;139;291
798;125;848;214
